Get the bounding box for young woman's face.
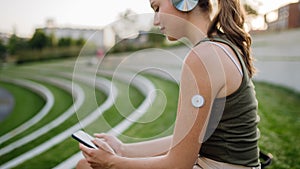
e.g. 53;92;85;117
150;0;187;41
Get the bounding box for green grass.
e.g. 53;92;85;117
0;82;45;136
85;78;145;133
119;75;179;143
0;81;73;148
255;82;300;169
0;80;106;165
14;77;145;168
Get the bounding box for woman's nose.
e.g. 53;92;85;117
153;12;160;26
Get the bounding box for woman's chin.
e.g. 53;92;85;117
166;35;178;41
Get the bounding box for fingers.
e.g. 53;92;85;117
79;144;102;165
94;133;106;138
76;159;92;169
79;141;115;168
94;133;121;145
94;133;111;142
79;143;94;156
79;144;95;164
93;133;123;156
92;138;115;155
94;133;110;144
90;162;101;168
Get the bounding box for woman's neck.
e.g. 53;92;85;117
185;11;211;45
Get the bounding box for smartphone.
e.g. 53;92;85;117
72;130;98;149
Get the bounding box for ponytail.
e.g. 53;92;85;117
207;0;255;77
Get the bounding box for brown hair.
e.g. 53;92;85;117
200;0;255;77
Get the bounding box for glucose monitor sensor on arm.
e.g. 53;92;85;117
191;94;205;108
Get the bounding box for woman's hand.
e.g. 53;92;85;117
94;133;124;156
80;138;116;169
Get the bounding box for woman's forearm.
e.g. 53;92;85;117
111;155;170;169
122;135;172;157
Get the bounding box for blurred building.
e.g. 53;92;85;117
265;2;300;30
39;19;104;47
115;31;149;46
0;32;10;45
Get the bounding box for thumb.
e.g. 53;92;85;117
93;138;115;154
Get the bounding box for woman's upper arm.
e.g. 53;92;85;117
166;48;225;168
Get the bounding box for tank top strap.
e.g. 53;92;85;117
195;36;249;80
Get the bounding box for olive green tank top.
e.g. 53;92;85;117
197;36;260;167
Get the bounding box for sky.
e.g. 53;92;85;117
0;0;299;37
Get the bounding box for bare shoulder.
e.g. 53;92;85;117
186;42;223;62
184;42;222;73
183;42;227;91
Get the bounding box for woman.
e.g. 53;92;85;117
77;0;260;168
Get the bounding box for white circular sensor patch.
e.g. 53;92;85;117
191;94;205;108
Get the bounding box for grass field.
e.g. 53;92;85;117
255;82;300;169
0;82;45;135
0;81;73;147
119;75;178;143
12;78;145;169
0;60;299;168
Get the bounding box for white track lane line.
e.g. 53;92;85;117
0;77;54;144
54;72;156;169
0;75;117;169
0;76;85;156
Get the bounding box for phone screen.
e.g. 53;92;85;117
72;130;98;149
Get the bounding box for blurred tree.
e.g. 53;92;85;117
58;37;73;47
46;33;56;47
244;4;258;16
75;37;85;46
242;0;259;16
8;34;29;54
0;39;7;61
29;30;48;50
112;9;139;39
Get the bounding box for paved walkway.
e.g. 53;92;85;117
0;87;14;122
103;29;300;92
251;29;300;91
251;29;300;58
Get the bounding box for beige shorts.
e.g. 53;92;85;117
193;157;261;169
